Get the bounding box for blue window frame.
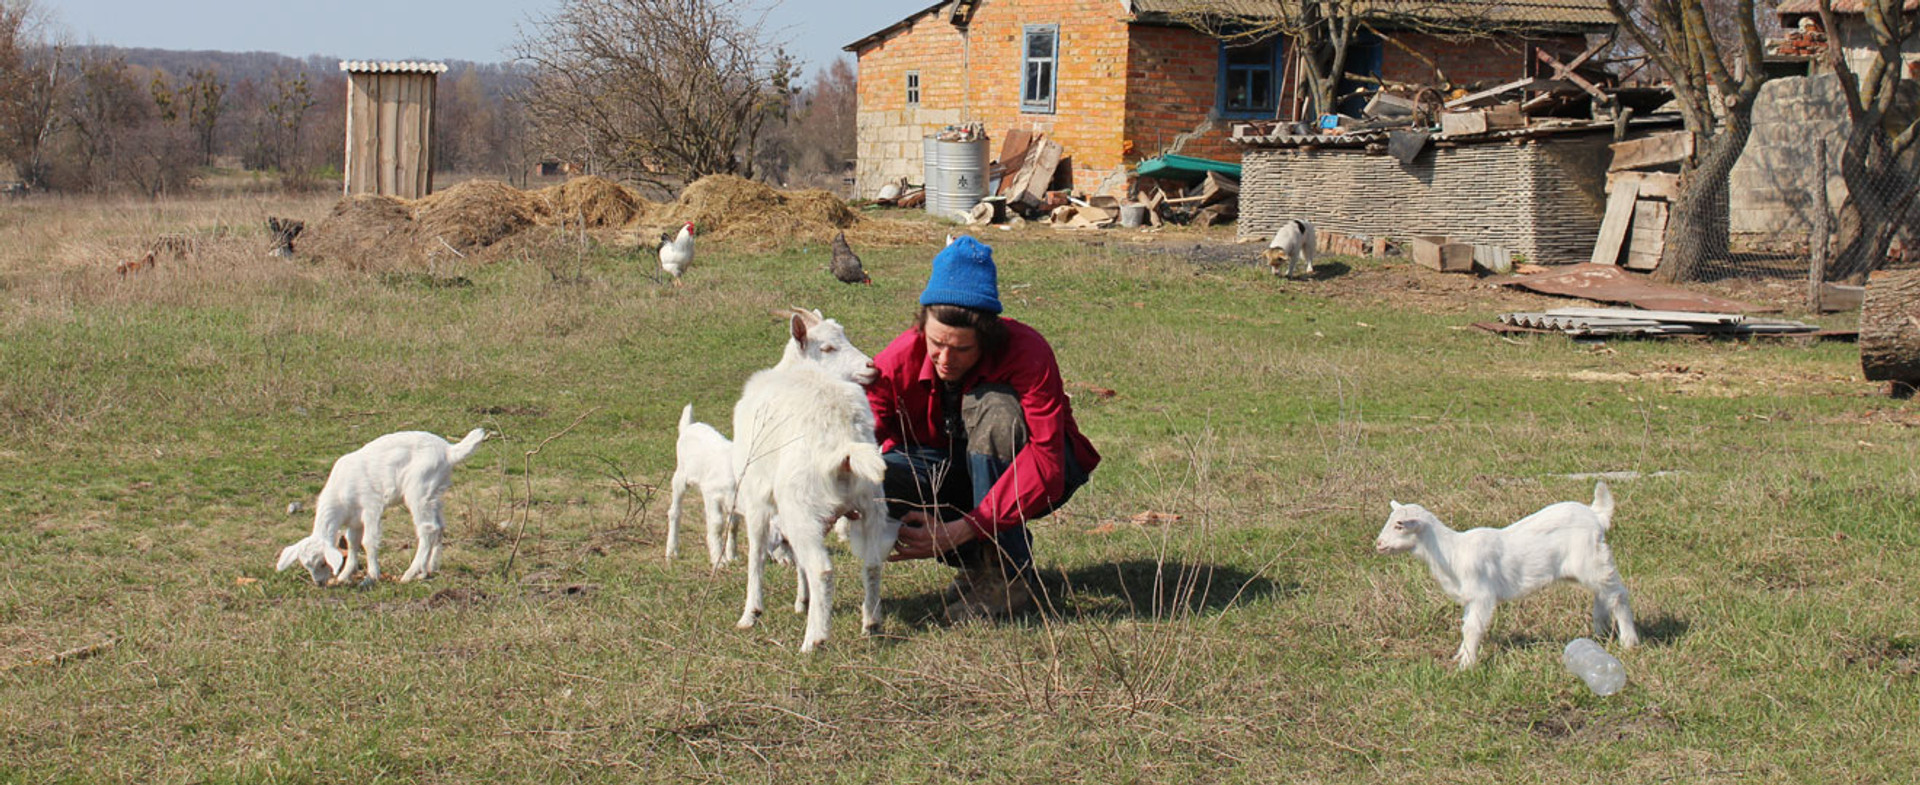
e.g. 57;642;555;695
1021;24;1058;114
1219;37;1284;118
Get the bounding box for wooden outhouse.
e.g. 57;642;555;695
340;60;446;198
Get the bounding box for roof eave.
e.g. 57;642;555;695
844;0;951;54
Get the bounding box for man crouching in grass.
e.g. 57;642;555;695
868;236;1099;620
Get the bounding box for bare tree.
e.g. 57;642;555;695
0;0;68;188
1816;0;1920;281
1604;0;1770;281
65;51;149;190
513;0;801;189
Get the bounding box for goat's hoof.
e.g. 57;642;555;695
356;577;378;589
863;623;882;636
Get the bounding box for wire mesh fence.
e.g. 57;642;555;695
1663;72;1920;288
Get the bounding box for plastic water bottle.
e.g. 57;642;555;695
1563;638;1627;695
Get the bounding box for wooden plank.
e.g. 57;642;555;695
1014;140;1062;207
378;76;400;195
1819;282;1864;312
1444;77;1561;109
1606;170;1680;200
1590;180;1640;265
399;76;420;198
1624;199;1668;271
995;130;1033;196
1609;131;1693;172
421;75;437;196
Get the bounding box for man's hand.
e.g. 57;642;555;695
889;511;978;561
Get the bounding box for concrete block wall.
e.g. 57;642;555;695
1728;74;1852;235
1238;134;1612;265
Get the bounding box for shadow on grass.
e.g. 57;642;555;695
888;559;1300;630
1489;611;1691;652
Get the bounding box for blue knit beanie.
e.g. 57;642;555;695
920;236;1002;314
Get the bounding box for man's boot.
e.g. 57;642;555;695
944;549;1033;621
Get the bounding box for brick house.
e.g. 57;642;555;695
846;0;1616;198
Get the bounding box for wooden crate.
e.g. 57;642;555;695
1410;235;1474;273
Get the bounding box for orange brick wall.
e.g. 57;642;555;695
1379;33;1591;87
854;2;1601;197
852;11;972;197
1125;24;1243;166
854;0;1138;196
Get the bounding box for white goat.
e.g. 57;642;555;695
1264;218;1317;279
276;428;487;587
731;308;900;652
1373;481;1638;669
666;403;742;566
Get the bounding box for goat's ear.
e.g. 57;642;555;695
1389;500;1403;511
789;313;809;345
276;542;302;572
322;545;344;572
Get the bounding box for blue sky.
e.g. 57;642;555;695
43;0;920;77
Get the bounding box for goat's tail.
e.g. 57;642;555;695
1590;480;1615;530
679;403;694;433
822;442;887;486
447;428;488;466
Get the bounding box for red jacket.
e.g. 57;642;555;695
867;318;1100;536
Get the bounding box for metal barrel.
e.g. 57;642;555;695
931;137;990;221
923;136;942;215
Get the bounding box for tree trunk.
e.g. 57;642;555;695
1653;115;1752;282
1860;268;1920;387
1826;131;1920;282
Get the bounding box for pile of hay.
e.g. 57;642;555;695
302;173;886;268
647;175;858;249
532;175;654;228
413;180;542;252
303;194;416;270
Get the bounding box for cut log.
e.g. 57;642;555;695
1861;269;1920;386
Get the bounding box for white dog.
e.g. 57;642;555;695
277;428;487;587
666;403;741;565
1264;218;1317;279
1374;482;1638;668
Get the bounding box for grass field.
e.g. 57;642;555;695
2;191;1917;782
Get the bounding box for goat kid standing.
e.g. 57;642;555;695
1373;481;1638;669
666;403;742;566
731;308;900;652
277;428;487;587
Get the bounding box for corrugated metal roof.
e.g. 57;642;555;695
339;61;449;74
1128;0;1616;28
1776;0;1920;13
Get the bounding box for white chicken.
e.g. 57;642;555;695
659;221;695;285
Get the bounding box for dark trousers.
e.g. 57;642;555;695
881;384;1088;577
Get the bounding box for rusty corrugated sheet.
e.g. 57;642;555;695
1495;264;1777;313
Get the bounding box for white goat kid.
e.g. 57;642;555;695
666;403;741;565
276;428;487;587
1264;218;1317;279
1373;481;1638;669
731;308;900;652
